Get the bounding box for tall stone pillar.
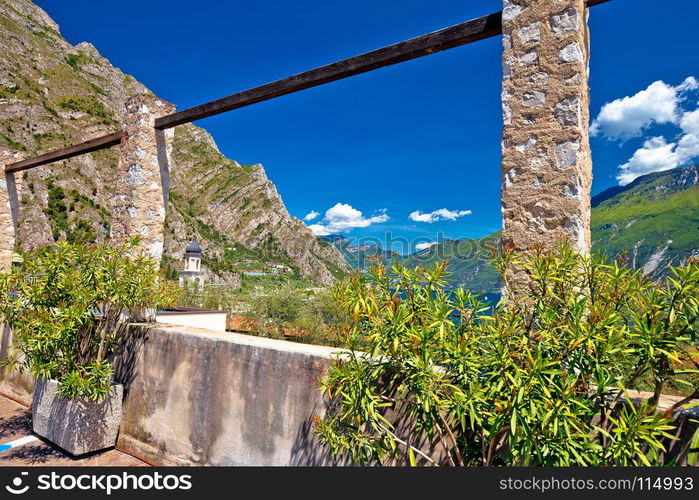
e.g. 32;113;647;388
0;148;23;271
113;94;175;262
500;0;592;263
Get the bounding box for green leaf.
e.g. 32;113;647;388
688;427;699;467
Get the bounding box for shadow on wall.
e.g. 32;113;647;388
112;323;150;400
289;406;346;466
113;324;348;466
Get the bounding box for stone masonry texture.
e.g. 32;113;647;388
0;148;23;271
112;94;175;261
501;0;592;261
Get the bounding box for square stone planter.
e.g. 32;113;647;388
31;378;123;456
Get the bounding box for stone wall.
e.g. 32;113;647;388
111;94;175;261
500;0;593;260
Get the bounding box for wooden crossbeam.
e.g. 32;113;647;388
4;131;125;174
155;0;611;130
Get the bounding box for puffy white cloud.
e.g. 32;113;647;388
415;242;438;251
677;108;699;161
591;77;698;140
307;203;389;235
602;77;699;185
308;223;331;236
616;136;680;186
409;208;472;223
303;210;319;221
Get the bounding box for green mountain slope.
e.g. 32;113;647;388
399;235;502;296
318;235;397;269
591;165;698;279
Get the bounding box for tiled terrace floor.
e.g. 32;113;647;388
0;394;147;466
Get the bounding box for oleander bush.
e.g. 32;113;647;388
0;240;179;400
315;244;699;466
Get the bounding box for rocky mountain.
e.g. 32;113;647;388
337;166;698;296
0;0;349;284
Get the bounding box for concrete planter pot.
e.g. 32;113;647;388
31;378;123;456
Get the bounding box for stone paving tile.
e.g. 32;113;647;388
0;394;147;467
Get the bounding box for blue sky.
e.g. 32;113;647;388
35;0;699;252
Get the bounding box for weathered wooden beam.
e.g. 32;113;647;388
4;131;125;174
155;0;610;130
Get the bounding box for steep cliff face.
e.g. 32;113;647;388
0;0;349;284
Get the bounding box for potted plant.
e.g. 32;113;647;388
0;240;178;456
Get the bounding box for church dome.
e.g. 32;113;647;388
185;240;202;255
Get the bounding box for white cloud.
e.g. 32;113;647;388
677;108;699;161
601;77;699;185
303;210;319;221
591;77;697;140
616;136;680;186
308;223;331;236
415;242;438;251
409;208;472;223
307;203;389;236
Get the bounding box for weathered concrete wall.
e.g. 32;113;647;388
501;0;592;262
113;324;340;466
112;94;175;261
0;148;23;271
0;323;34;406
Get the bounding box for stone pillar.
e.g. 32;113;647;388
113;94;175;262
500;0;592;261
0;148;23;271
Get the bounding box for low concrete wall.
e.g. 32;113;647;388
113;323;340;466
155;310;227;332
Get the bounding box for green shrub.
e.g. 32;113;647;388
0;241;179;400
239;284;345;345
248;284;305;336
315;245;699;466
